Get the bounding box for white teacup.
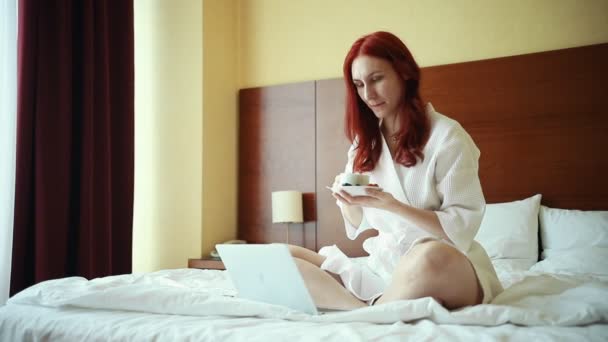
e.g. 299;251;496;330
340;173;369;186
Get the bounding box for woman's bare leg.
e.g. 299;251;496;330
287;244;342;283
293;257;366;310
287;244;326;267
375;241;482;310
286;244;365;310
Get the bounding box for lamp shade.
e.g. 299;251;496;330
271;190;303;223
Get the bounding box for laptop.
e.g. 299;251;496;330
216;243;331;315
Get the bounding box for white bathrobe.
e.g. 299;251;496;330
319;104;503;303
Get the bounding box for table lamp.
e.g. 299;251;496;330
271;190;303;244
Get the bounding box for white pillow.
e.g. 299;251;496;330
539;205;608;254
538;205;608;276
476;194;542;270
530;247;608;277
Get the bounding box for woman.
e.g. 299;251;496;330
288;31;503;311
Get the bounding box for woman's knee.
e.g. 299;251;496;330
399;241;460;275
287;244;303;257
288;244;309;259
287;244;325;267
391;242;467;292
392;241;481;308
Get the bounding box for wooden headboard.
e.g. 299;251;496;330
239;43;608;256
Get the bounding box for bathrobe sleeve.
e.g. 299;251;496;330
336;144;374;240
433;126;485;252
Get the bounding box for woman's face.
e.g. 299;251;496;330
351;55;405;121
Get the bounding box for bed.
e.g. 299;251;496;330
1;44;607;341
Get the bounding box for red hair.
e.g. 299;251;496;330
343;31;430;172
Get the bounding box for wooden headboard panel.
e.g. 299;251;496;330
238;82;318;250
239;43;608;256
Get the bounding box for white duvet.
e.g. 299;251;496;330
5;267;608;326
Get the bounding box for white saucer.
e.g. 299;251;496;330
326;185;383;196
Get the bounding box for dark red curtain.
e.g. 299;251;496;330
10;0;134;296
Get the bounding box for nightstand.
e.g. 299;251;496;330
188;257;225;270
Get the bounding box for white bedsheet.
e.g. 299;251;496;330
1;268;607;341
3;268;608;326
0;303;606;342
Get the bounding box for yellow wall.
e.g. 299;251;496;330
133;0;203;272
202;0;238;256
238;0;608;88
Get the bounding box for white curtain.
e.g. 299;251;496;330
0;0;18;305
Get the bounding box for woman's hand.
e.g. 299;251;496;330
332;177;447;240
330;174;364;226
337;187;401;212
331;174;360;208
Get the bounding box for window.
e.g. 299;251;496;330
0;0;18;304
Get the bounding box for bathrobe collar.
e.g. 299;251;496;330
373;125;411;206
374;103;435;206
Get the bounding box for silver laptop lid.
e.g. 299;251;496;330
216;243;319;315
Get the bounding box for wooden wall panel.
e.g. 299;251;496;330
418;44;608;210
238;82;316;249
